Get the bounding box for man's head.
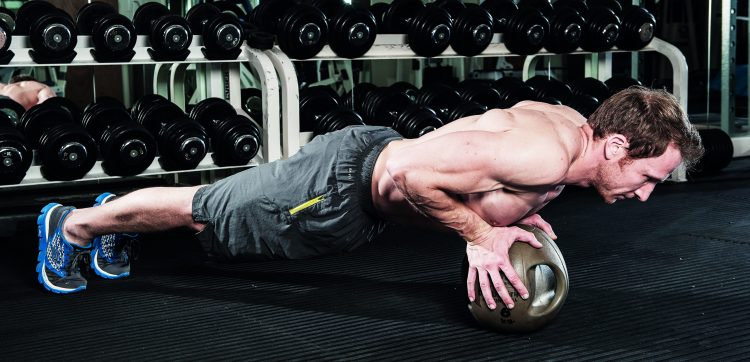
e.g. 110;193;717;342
586;87;704;203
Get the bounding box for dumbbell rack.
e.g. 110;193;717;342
0;35;283;188
262;35;691;181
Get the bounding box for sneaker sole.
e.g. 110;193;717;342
36;203;86;294
91;249;130;279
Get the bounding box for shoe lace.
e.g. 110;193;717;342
66;249;89;276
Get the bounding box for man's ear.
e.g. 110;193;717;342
604;134;629;160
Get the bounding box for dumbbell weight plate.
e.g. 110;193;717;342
382;0;425;34
544;7;585;53
300;88;339;132
450;4;494;57
0;98;25;127
241;88;264;123
150;15;192;54
314;108;365;136
504;8;549;55
185;3;222;34
605;76;643;95
329;7;377;59
447;101;486;122
369;3;389;29
480;0;517;34
569;77;611;104
211;114;262;165
189;97;238;137
29;10;78;58
493;77;536;107
525;76;573;105
407;5;452;58
92;13;137;53
38;123;98;181
99;122;156;176
276;5;328;59
15;0;57;35
204;13;244;53
393;105;443;138
0;126;31;184
133;2;170;35
0;7;16;33
617;6;656;50
42;97;82;122
76;1;117;35
579;5;621;52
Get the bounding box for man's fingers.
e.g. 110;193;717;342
466;267;477;302
477;271;497;310
516;230;543;249
488;269;514;309
500;262;529;300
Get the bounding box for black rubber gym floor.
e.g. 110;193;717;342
1;161;749;361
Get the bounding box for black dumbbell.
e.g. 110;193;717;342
480;0;549;55
186;3;245;60
615;3;656;50
15;1;77;63
305;0;377;58
80;97;156;176
417;82;486;123
133;2;192;61
693;129;733;174
0;98;31;184
525;75;573;105
457;79;503;109
557;0;621;52
524;0;585;54
76;1;137;62
189;98;262;166
241;88;264;126
20;98;97;181
568;77;611;117
131;94;208;171
362;86;443;138
0;7;15;64
249;0;328;59
434;0;493;57
300;86;365;136
342;82;378;114
380;0;453;58
492;77;537;107
605;75;643;95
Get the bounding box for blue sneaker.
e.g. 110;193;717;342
90;193;135;279
36;203;90;294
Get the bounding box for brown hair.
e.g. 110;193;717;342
588;86;704;170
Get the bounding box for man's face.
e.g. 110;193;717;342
595;144;683;204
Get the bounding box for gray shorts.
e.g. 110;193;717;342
192;125;402;260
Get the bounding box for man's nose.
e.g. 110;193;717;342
635;183;657;201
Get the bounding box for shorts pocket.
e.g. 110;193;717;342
284;188;347;243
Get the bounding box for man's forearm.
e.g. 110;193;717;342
391;172;492;243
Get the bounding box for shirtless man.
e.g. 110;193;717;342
37;87;704;314
0;77;56;109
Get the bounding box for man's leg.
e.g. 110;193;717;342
36;185;206;293
63;185;206;247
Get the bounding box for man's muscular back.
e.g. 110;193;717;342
371;102;586;229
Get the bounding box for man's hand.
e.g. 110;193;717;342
0;80;57;110
517;213;557;239
466;226;543;310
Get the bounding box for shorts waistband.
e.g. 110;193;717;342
356;129;402;218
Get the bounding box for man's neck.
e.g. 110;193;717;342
562;124;600;187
